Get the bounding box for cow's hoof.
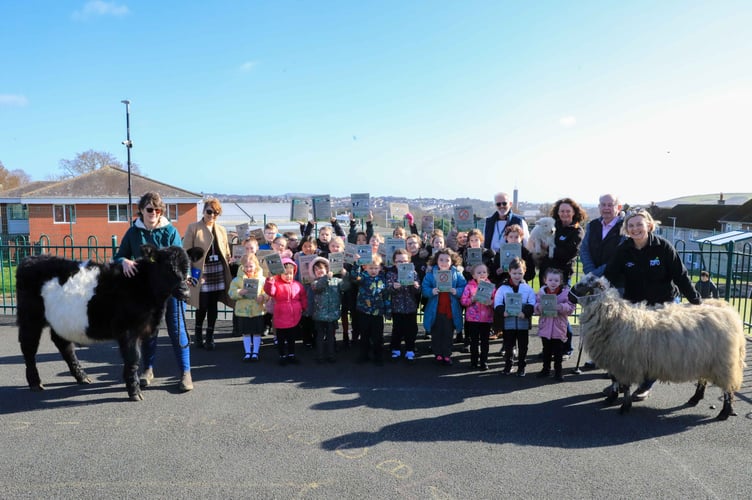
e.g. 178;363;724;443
129;392;144;402
76;375;92;385
30;384;45;392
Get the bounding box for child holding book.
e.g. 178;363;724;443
260;223;280;251
460;264;496;370
535;268;575;381
348;211;374;244
228;254;267;362
263;257;307;365
295;235;319;349
493;258;536;376
385;248;421;362
491;224;536;286
328;236;355;347
310;257;349;363
351;254;391;365
422;248;466;366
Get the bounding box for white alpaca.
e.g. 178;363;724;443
571;274;747;420
526;216;556;262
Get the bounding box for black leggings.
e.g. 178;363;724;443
196;290;223;333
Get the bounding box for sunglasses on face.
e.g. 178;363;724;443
144;207;161;214
496;201;509;207
205;210;218;216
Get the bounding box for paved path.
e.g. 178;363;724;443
1;316;750;499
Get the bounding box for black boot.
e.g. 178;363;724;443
205;329;215;351
194;327;204;349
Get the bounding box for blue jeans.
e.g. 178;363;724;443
141;297;191;373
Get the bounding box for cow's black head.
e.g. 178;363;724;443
140;245;204;301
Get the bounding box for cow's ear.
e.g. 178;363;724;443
186;247;204;263
141;244;158;263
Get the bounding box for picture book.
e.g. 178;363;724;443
465;247;482;267
290;198;310;221
397;263;416;286
504;292;522;316
436;269;453;292
384;237;406;266
243;278;259;299
296;253;318;284
540;294;558;317
263;252;285;276
421;215;434;233
500;243;522;271
356;244;372;265
350;193;370;218
474;280;495;305
328;252;345;274
235;223;250;240
453;205;475;231
312;195;332;221
344;243;358;265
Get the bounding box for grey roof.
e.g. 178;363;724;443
693;231;752;246
0;166;201;202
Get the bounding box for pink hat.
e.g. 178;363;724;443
281;257;297;273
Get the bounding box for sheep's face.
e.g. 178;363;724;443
570;274;610;304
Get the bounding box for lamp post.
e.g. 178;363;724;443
668;216;677;244
121;99;133;222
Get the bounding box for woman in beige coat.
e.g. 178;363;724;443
183;198;234;350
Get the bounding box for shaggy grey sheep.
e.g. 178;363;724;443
570;274;747;420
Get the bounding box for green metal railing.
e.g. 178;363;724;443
1;234;751;333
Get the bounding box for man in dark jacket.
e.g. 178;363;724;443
484;192;528;252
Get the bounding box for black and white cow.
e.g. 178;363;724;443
16;244;203;401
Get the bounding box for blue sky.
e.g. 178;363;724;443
1;1;750;205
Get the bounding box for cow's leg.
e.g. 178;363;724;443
19;322;45;391
716;392;736;421
619;384;632;415
49;329;91;385
687;380;707;406
604;381;620;406
119;336;143;401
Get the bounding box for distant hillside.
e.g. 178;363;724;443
652;193;752;208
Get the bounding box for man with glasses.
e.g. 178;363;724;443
483;192;529;252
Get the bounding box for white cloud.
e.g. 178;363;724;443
559;116;577;128
72;1;129;21
239;61;257;73
0;94;29;107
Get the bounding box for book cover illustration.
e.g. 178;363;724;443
328;252;345;274
290;198;311;221
243;278;259;299
505;292;522;316
356;245;372;265
235;223;250;240
465;247;482;267
540;294;558;317
344;243;358;265
397;263;416;286
296;253;318;284
350;193;370;218
453;205;475;231
250;228;265;242
384;237;406;266
232;244;246;259
421;215;434;233
312;195;332;221
473;280;495;305
436;269;453;292
263;252;285;276
501;243;522;271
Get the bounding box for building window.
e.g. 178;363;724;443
165;204;178;221
8;204;28;220
53;205;76;223
108;204;130;222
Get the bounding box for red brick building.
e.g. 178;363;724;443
0;166;202;246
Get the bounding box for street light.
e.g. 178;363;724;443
668;216;677;244
121;99;133;223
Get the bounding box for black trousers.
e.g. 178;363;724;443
358;312;384;362
389;312;418;353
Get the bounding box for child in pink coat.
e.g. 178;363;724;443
534;268;575;381
263;257;307;365
460;264;496;371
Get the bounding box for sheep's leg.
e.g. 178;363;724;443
619;385;632;415
50;329;91;385
686;381;706;406
604;381;620;406
716;392;736;421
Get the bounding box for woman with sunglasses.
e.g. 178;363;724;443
183;198;234;351
483;192;529;253
114;191;194;392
